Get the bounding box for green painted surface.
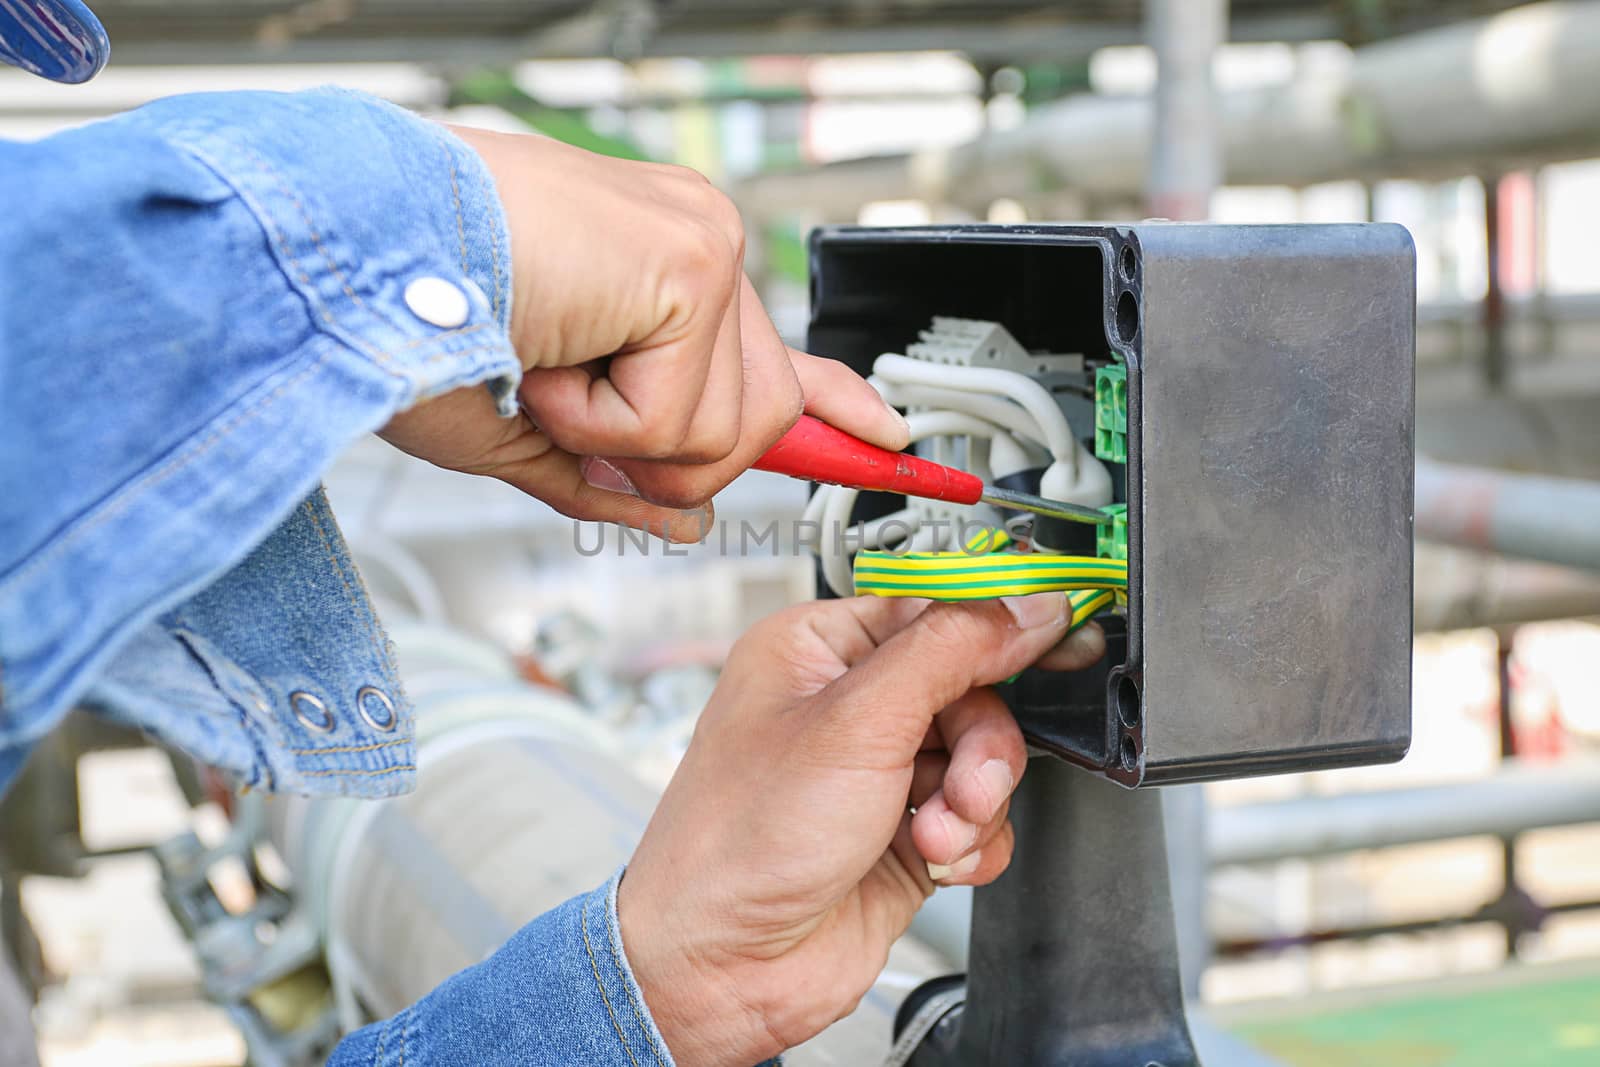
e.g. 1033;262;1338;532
450;70;653;161
764;220;810;284
1236;973;1600;1067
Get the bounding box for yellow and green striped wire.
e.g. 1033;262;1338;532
852;529;1125;633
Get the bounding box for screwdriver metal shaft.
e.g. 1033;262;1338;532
978;485;1107;525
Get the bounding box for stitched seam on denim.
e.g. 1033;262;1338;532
478;162;505;323
443;139;468;275
427;121;506;328
169;134;503;376
2;349;331;590
301;492;405;698
241;136;494;367
604;889;668;1066
301;763;415;778
237;140;372;318
373;1012;389;1066
172;625;277;791
231;162;477;372
398;1004;410;1067
392;323;492;350
290;737;411;756
301;496;388;674
582;893;642;1067
318;495;406;696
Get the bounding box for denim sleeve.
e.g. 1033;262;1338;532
329;873;682;1067
0;88;519;754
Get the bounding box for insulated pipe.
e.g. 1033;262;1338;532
1145;0;1225;221
1210;759;1600;866
268;623;945;1064
1413;545;1600;632
1415;456;1600;573
734;1;1600;219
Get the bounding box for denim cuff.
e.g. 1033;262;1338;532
325;870;792;1066
152;88;521;413
593;871;783;1067
590;870;680;1066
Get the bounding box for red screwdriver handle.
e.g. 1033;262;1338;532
753;415;985;505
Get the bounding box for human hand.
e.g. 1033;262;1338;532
618;594;1106;1065
379;130;907;540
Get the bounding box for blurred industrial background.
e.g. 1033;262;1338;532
5;2;1600;1065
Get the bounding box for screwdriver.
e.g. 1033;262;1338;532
753;415;1107;526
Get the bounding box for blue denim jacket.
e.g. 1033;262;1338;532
0;88;702;1066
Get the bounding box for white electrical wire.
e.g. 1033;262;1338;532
808;352;1114;597
872;380;1053;453
873;353;1081;475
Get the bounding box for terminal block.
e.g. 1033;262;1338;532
1094;362;1128;463
1097;503;1128;561
906;316;1082;377
808;222;1415;787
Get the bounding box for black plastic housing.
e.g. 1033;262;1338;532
808;223;1416;787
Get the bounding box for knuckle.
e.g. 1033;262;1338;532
660;161;713;186
678;410;741;463
675;217;732;279
917;603;987;652
700;184;746;257
633;421;689;459
767;372;805;435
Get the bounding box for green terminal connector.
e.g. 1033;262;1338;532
1097;503;1128;561
1094;362;1128;463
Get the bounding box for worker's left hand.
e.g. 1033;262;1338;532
618;593;1106;1066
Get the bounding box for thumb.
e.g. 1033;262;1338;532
810;593;1071;756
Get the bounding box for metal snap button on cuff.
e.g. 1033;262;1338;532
403;276;470;328
356;686;398;732
291;691;335;733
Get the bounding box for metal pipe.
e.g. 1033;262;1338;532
1415;456;1600;573
1413;545;1600;632
1483;174;1509;388
1144;9;1225;1004
1210;759;1600;867
735;2;1600;219
1145;0;1225;221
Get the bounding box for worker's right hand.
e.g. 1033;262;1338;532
379;131;908;541
618;593;1105;1066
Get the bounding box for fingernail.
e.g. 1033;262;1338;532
939;809;978;858
973;759;1015;818
1062;623;1106;658
581;457;638;496
1002;591;1068;629
927;852;982;883
884;401;911;435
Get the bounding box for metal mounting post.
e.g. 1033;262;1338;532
901;756;1201;1066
